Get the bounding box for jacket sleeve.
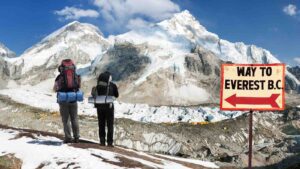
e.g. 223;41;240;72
113;83;119;98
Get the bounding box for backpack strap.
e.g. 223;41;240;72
105;80;110;104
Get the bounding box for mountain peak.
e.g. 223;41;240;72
158;10;207;34
14;20;110;75
41;21;104;42
66;20;80;26
171;10;200;25
174;10;194;19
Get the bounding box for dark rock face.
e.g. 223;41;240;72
0;58;10;88
0;58;10;77
184;46;222;102
185;46;221;76
185;56;203;73
287;66;300;93
288;66;300;81
103;43;151;81
93;42;151;82
185;56;213;76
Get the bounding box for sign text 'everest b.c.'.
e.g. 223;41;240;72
220;64;285;111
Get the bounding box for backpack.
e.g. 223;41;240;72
96;72;111;96
92;72;112;106
58;59;80;91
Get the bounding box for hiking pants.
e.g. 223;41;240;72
97;106;114;145
59;102;80;140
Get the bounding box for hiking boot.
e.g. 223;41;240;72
63;139;72;144
107;144;114;148
74;138;80;143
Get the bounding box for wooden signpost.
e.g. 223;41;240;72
220;64;285;169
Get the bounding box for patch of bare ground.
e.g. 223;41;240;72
152;154;210;169
9;132;37;140
0;124;64;140
35;163;46;169
91;153;156;169
56;161;65;165
64;162;77;168
72;142;163;165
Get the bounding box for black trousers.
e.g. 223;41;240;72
97;106;114;145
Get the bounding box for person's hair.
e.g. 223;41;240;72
98;71;112;82
104;71;111;75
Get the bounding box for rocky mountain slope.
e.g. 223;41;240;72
0;43;16;58
288;66;300;81
286;66;300;92
0;10;299;106
0;43;16;88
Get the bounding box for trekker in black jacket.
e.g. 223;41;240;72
92;71;119;147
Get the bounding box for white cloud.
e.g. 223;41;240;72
283;4;297;16
294;57;300;65
93;0;180;32
126;18;150;29
54;6;99;20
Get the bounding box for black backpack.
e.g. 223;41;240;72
96;71;111;95
91;72;112;105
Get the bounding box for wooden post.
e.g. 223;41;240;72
248;110;253;169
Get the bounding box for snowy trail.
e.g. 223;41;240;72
0;125;219;169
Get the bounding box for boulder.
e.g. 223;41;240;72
0;154;22;169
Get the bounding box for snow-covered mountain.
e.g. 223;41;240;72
115;10;280;65
92;10;298;105
7;21;110;83
1;10;299;105
0;43;16;58
159;10;280;64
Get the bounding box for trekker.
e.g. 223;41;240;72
92;71;119;147
54;59;81;143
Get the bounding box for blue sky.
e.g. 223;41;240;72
0;0;299;65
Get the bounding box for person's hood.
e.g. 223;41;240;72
98;71;112;83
